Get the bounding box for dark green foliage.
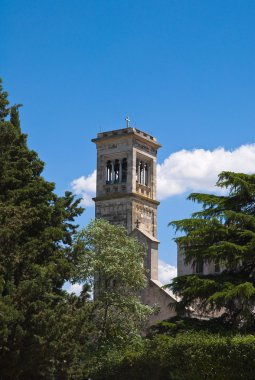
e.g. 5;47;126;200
0;79;84;378
10;104;22;132
92;333;255;380
168;172;255;329
0;78;9;121
0;80;153;378
149;316;238;336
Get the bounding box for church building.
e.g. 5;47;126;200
92;122;176;324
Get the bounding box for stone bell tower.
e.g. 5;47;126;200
92;122;176;323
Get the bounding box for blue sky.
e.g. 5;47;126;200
1;0;255;281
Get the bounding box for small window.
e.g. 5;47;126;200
195;261;204;274
214;260;220;273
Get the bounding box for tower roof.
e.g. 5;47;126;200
92;127;162;149
132;227;160;243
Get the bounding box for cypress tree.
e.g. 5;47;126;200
0;79;83;378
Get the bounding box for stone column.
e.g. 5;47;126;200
111;161;114;183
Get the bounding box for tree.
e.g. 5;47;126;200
0;78;84;378
168;171;255;330
0;79;153;379
73;219;152;346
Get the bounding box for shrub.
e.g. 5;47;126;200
92;333;255;380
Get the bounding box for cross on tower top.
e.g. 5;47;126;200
125;116;130;128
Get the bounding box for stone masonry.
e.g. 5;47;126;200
92;126;176;324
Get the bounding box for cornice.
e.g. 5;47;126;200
93;192;160;205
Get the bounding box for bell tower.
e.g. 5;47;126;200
92;123;176;323
92;125;161;280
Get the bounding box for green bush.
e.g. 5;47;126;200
92;333;255;380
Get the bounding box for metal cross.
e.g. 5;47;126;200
135;218;140;228
125;116;130;128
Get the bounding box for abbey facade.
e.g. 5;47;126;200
178;244;222;276
92;126;176;324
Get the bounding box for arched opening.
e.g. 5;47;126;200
106;160;112;183
106;158;127;184
136;159;149;186
122;158;127;182
144;163;148;186
114;159;120;183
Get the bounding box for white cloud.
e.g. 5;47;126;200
65;282;83;296
71;170;96;206
158;259;177;284
71;144;255;205
157;144;255;200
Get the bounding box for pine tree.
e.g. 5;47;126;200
169;171;255;330
0;79;84;378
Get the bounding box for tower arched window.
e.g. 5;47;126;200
136;160;140;183
140;162;145;184
122;158;127;182
114;159;120;183
136;159;149;186
144;163;148;186
106;160;112;183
